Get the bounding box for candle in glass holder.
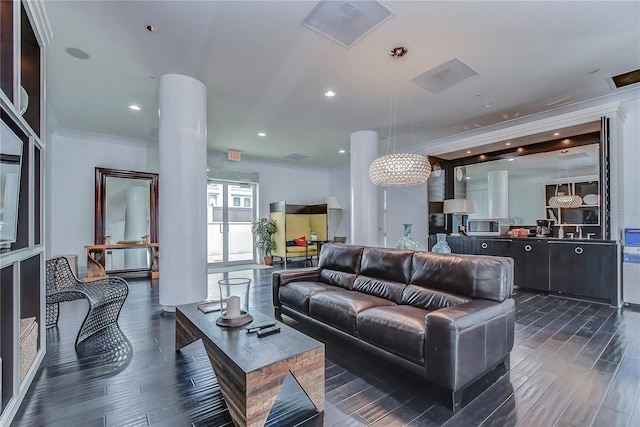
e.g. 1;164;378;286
226;296;241;318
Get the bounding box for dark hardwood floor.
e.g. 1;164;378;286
11;264;640;426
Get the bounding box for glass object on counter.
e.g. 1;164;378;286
431;233;452;254
396;223;419;250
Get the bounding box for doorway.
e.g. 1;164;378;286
207;180;257;266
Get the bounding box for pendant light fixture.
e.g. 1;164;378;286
369;47;431;187
549;152;583;208
548;182;583;208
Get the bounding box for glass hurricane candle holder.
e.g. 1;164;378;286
216;278;253;327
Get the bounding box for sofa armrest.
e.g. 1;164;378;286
272;268;321;314
424;298;515;392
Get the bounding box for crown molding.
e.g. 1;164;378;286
24;0;53;47
52;128;158;149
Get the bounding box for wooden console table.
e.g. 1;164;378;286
84;243;159;282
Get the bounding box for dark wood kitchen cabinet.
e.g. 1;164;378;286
473;238;511;257
511;240;550;291
439;235;510;256
549;241;618;304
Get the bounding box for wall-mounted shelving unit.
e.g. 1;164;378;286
0;1;49;424
545;180;600;226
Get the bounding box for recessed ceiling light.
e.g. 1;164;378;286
465;176;471;180
64;47;90;60
257;132;266;137
339;149;346;154
466;150;472;154
508;158;515;162
129;104;141;111
517;147;524;153
505;142;511;146
324;90;336;97
554;132;560;136
146;24;157;33
483;103;493;108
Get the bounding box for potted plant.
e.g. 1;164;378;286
251;218;277;265
310;228;318;241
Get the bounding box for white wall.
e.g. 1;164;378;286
207;154;330;219
48;132;333;272
47;131;159;270
327;166;351;241
620;96;640;233
386;184;428;250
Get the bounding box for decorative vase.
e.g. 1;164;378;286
432;233;452;254
396;223;419;250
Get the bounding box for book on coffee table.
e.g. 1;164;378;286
197;300;222;314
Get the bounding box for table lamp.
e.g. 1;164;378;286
443;199;476;235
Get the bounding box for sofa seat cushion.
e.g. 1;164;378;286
356;305;428;365
309;291;395;334
285;246;317;256
279;281;344;313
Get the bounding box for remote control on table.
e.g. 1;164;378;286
245;321;278;333
257;326;281;338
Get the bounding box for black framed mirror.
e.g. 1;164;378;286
94;167;159;245
430;121;611;239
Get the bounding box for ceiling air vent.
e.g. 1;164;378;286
411;58;479;94
302;0;394;48
610;68;640;89
283;153;308;161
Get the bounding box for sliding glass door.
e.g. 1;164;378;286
207;180;257;266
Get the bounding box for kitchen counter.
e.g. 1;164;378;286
460;235;616;243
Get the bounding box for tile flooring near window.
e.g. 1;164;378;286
12;265;640;427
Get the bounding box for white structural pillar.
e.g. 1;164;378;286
159;74;208;311
488;170;509;218
350;130;380;246
124;186;149;268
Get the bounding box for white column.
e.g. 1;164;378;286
124;186;149;268
488;170;509;218
159;74;208;311
350;130;380;246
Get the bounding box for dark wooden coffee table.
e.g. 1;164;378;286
175;304;325;427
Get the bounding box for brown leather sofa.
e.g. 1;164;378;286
272;243;515;411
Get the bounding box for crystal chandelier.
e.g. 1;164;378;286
548;183;583;208
369;47;431;187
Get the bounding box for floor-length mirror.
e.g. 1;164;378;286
95;168;158;275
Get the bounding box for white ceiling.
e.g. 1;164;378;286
43;1;640;168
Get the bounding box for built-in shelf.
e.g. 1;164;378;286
0;1;47;425
545;180;600;226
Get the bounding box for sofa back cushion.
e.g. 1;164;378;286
410;251;513;302
353;276;405;303
318;244;365;290
360;247;414;284
401;285;471;310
